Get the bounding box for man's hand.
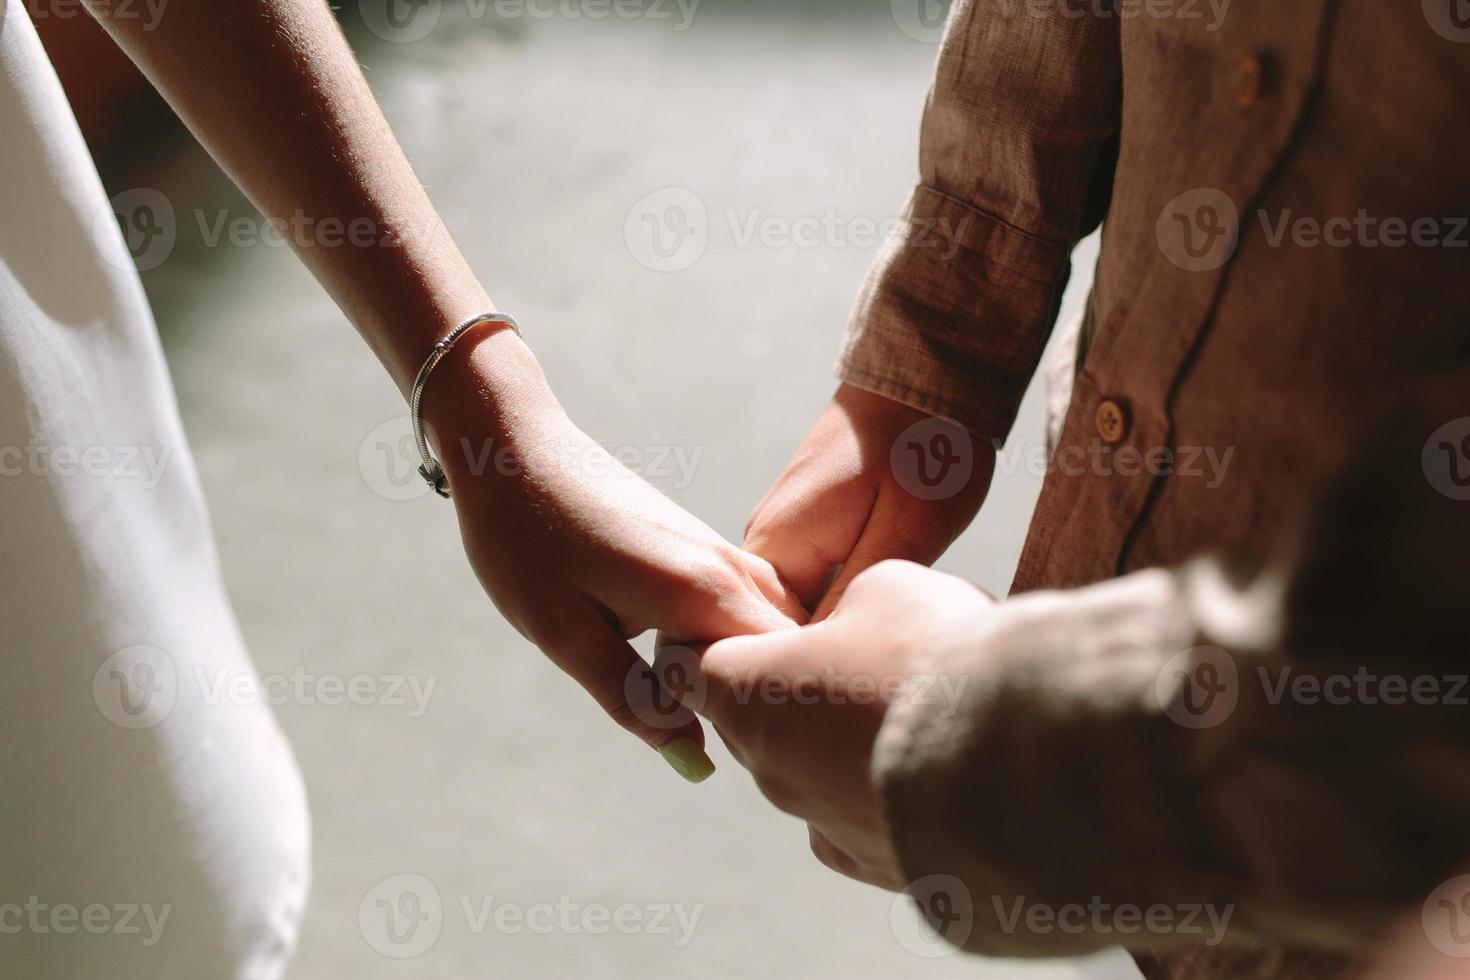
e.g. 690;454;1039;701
427;331;804;782
662;560;995;885
745;385;994;619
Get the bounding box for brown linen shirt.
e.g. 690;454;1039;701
845;0;1470;977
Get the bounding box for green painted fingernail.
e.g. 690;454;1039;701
659;738;715;784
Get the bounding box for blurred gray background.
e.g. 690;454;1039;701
84;2;1126;976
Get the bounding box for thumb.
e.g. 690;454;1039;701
744;492;876;613
809;489;955;622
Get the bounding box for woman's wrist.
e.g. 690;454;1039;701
416;324;563;478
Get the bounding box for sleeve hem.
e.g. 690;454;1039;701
838;184;1073;442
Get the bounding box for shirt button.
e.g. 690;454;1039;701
1095;399;1130;445
1231;55;1269;110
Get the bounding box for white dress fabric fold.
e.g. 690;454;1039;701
0;6;310;977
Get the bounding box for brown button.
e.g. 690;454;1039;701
1231;55;1269;109
1095;399;1130;445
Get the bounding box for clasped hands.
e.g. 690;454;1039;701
424;334;994;890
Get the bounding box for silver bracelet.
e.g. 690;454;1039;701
409;311;521;499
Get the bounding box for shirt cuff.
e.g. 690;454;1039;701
837;184;1072;441
872;568;1219;957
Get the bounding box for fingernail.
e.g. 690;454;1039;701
658;738;715;784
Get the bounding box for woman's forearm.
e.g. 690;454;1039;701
84;0;507;395
82;0;803;779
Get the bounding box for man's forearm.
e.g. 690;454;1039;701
85;0;504;395
875;563;1444;956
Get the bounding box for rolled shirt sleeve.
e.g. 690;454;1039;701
839;0;1122;440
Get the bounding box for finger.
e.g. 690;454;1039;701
682;624;831;728
808;825;898;889
655;554;804;643
810;489;951;622
738;550;811;626
546;603;714;783
659;630;772;732
726;581;804;635
651;633;735;730
709;721;747;768
744;525;850;611
744;491;875;612
808;825;863;880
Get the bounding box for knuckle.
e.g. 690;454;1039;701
752;770;802;817
713;541;755;577
808;828;836;864
603;690;694;739
851;558;921;595
738;550;783;591
688;551;757;605
674;548;746;595
601;696;652;735
808;829;857;877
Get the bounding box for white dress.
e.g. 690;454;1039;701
0;5;310;977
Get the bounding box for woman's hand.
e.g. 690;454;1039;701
423;328;804;782
664;560;995;885
84;0;803;783
744;384;994;620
